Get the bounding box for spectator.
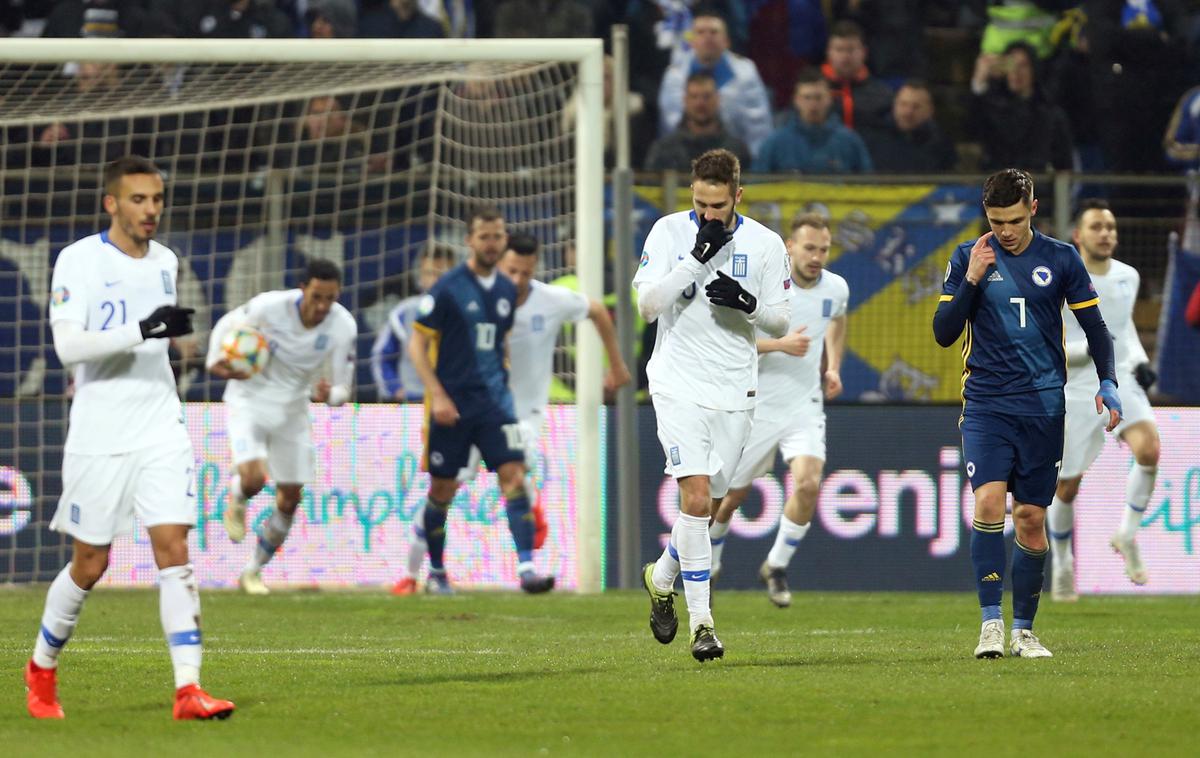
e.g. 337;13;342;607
657;12;773;157
41;0;142;38
644;72;751;172
745;0;828;109
562;55;649;169
371;245;456;401
32;62;151;167
357;0;444;38
194;0;292;38
494;0;592;38
1187;280;1200;329
1165;85;1200;169
753;67;874;174
307;0;357;38
860;80;955;173
969;41;1074;171
272;95;368;170
821;20;894;132
419;0;473;37
833;0;926;82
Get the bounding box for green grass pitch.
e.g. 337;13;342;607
2;588;1197;756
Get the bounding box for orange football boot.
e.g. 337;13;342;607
391;577;418;595
173;684;235;720
532;503;548;550
25;660;64;719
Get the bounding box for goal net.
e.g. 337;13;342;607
0;39;604;591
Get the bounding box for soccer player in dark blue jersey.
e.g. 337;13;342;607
933;169;1122;659
397;207;555;595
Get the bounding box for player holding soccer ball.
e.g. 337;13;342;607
207;259;357;595
396;207;556;596
635;149;790;661
1049;200;1161;599
933;170;1122;659
27;155;233;720
709;213;849;608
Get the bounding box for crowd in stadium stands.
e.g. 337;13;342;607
3;1;1200;176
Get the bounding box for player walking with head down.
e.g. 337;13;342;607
398;207;556;595
934;169;1122;659
26;155;233;720
1049;200;1161;599
207;259;357;595
635;149;790;661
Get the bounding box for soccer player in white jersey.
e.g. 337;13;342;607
634;149;790;661
1049;200;1161;600
392;234;632;592
709;214;849;607
26;156;234;721
207;259;357;595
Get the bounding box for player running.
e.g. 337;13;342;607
27;155;233;720
208;259;357;595
392;233;631;592
934;169;1122;659
395;207;556;595
709;213;849;607
635;148;790;661
1049;200;1161;600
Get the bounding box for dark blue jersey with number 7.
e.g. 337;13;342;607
940;229;1098;416
414;263;517;419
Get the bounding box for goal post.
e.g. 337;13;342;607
0;38;605;592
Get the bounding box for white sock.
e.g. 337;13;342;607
406;505;428;578
1048;495;1075;573
32;565;88;669
159;564;202;689
1118;464;1156;541
709;519;731;576
246;507;294;572
675;512;713;632
766;514;810;569
229;474;248;506
651;533;681;593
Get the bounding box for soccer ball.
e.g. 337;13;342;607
220;326;270;376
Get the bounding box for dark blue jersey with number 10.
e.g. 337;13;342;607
940;229;1098;417
414;263;517;419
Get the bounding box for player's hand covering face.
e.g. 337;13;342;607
691;218;733;264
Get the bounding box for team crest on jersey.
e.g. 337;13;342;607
315;334;328;350
161;270;174;294
732;254;748;278
496;298;511;318
418;294;435;316
532;314;545;332
51;286;70;306
1031;266;1053;287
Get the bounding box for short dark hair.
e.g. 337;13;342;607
468;206;504;233
685;71;717;89
982;169;1034;208
1003;40;1038;63
302;258;342;284
791;213;830;234
1074;198;1113;225
899;78;931;95
829;19;865;42
793;66;827;90
102;155;160;196
506;233;539;256
692;148;740;192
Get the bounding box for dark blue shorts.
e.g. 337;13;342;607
425;405;524;480
960;411;1064;507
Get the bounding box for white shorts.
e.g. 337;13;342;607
1060;377;1155;479
652;393;753;499
227;401;314;484
51;437;196;545
730;398;827;489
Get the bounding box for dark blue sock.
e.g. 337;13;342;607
423;498;450;571
971;520;1006;622
504;491;534;565
1011;538;1048;630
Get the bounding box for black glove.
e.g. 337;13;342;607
691;218;733;264
705;271;757;314
139;305;195;339
1134;362;1157;391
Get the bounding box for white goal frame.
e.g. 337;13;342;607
2;38;606;593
